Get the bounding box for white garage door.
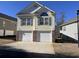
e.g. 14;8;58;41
5;30;14;36
40;32;52;43
0;30;4;36
22;32;32;42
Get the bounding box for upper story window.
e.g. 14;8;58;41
45;18;49;25
21;18;26;26
27;18;33;26
38;12;51;25
21;17;33;26
40;12;48;16
39;17;43;25
38;17;51;25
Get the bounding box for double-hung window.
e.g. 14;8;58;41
38;17;51;25
27;18;33;26
45;18;49;25
38;17;43;25
21;17;26;26
21;17;33;26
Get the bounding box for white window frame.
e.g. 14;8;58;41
26;18;33;26
38;16;51;25
21;17;33;26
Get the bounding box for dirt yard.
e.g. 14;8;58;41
0;39;15;45
53;43;79;57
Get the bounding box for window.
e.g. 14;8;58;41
38;17;52;25
21;17;33;26
27;18;33;26
21;18;26;26
40;12;48;16
45;18;48;25
38;17;43;25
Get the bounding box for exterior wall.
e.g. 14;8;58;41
33;31;40;42
16;31;22;41
0;19;3;29
60;23;78;40
17;17;33;31
5;20;16;30
16;31;54;43
17;12;55;31
0;18;16;36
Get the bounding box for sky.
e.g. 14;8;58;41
0;1;79;22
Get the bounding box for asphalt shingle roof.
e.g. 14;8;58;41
0;13;17;22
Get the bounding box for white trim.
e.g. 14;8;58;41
35;2;44;7
35;2;55;13
44;6;55;13
30;7;41;14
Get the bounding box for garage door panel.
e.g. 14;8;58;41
22;32;32;42
40;32;52;42
0;30;4;36
5;30;14;36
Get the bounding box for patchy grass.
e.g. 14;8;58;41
53;43;79;57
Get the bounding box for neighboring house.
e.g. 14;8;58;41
60;18;78;41
0;13;17;36
16;2;56;43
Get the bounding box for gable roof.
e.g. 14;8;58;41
60;17;78;26
34;2;55;13
0;13;17;22
17;2;55;15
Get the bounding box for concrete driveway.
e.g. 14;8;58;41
3;42;55;54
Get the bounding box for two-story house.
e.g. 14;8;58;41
16;2;56;43
0;13;16;36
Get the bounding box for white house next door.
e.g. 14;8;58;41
22;32;32;42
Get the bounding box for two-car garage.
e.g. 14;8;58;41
22;31;52;43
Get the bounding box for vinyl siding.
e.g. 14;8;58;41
60;23;78;40
17;12;55;31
